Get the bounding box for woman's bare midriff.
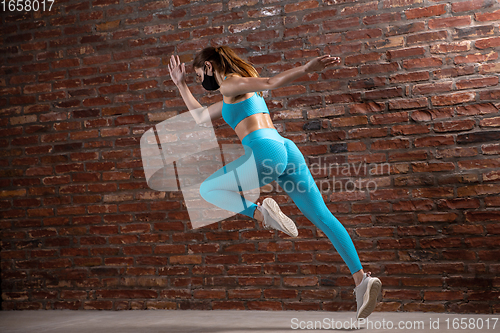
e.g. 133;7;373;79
234;113;276;142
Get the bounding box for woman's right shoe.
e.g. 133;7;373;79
354;272;382;319
257;197;298;237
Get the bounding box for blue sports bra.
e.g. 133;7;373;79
221;76;270;130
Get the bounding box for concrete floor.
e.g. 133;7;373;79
0;310;498;333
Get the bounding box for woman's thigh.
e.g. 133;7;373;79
276;138;318;198
201;138;289;194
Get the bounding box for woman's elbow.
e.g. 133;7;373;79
265;77;280;91
264;77;277;91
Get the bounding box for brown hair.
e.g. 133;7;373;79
192;46;263;97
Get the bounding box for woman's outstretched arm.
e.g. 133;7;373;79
220;54;340;97
169;55;202;110
168;54;222;124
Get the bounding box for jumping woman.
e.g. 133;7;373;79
167;46;382;319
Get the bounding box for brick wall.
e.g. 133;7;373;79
1;0;500;313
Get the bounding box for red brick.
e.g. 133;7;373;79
365;87;403;99
407;31;447;45
475;9;500;22
205;253;240;265
247;301;282;311
345;28;383;41
226;288;261;299
301;289;337;299
403;57;442;69
284;302;321;311
455;25;495;39
455;51;498;64
169;255;201;265
405;4;446;19
283;276;318;287
429;16;472;29
283;25;319;38
323;17;359;31
413;82;452;95
481;117;500;127
384;289;421;300
82;301;112;310
424;291;463;301
356;227;394;238
211;301;245;310
433;120;476;132
345;52;381;65
466;210;500;222
459;157;499;171
193;290;226;299
387;47;425;60
389;98;428;110
457;103;497;116
431;92;475;106
284;0;318;13
404;303;445;312
242;253;275;264
413;187;454;199
341;1;378;16
96;290;157;299
330;116;368;127
421;263;465;274
360;62;399;75
371;138;410;150
431;41;470;54
456;76;498;90
363;13;401;25
303;9;338;23
452;0;486;12
386;22;425;37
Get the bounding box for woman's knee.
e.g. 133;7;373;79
199;180;213;201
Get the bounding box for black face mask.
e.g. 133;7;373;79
202;68;219;91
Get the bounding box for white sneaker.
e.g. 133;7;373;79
257;198;298;237
354;272;382;319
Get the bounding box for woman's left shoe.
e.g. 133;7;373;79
257;198;298;237
354;272;382;319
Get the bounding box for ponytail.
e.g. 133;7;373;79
193;46;263;97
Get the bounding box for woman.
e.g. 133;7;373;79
168;46;381;319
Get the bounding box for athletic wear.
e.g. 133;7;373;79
354;272;382;319
257;197;298;237
199;127;363;274
221;76;270;130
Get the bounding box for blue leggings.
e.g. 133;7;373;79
199;128;363;274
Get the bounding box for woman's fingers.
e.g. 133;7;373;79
172;54;179;68
169;54;185;72
329;57;340;64
325;56;340;65
326;56;339;62
319;55;330;63
169;54;185;73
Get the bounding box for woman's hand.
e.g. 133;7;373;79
304;55;341;73
168;54;186;86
